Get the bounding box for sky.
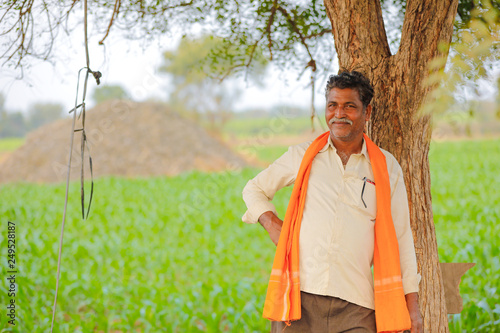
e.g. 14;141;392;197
0;28;329;115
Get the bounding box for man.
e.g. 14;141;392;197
242;71;423;332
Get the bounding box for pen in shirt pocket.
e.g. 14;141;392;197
361;176;375;208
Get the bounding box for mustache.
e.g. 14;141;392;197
329;117;353;125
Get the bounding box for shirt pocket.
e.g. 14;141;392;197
349;177;377;221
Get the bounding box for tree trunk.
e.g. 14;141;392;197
324;0;459;331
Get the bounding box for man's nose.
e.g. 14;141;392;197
334;105;347;117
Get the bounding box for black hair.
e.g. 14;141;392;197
325;71;374;108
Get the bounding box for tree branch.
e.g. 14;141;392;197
99;0;121;45
218;2;279;82
324;0;391;71
0;1;17;23
276;6;314;61
141;1;194;16
42;0;55;60
246;3;277;68
304;28;332;39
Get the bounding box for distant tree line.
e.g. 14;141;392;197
0;84;132;138
0;93;65;138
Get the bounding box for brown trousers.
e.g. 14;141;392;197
271;292;376;333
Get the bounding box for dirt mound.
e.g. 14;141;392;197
0;100;248;183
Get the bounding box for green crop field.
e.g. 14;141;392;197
0;139;499;332
223;117;324;138
0;138;24;152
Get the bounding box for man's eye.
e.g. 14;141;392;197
346;105;355;109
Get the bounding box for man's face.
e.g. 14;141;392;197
325;88;371;144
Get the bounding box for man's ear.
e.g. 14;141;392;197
365;104;372;121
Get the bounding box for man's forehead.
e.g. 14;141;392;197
327;88;361;102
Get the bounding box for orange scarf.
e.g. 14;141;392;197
262;132;411;333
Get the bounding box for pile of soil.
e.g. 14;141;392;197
0;100;248;183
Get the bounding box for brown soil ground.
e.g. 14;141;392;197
0;100;248;183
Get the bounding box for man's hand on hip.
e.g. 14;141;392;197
258;211;283;246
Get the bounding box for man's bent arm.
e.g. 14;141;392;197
388;158;421;294
258;211;283;246
242;145;300;224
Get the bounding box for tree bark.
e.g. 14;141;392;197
324;0;459;331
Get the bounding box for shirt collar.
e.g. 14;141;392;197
319;133;371;163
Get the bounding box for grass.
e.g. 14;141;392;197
429;139;500;332
0;138;24;152
0;138;498;332
0;170;293;332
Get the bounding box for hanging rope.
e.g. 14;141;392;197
50;0;101;329
306;59;325;132
310;60;316;131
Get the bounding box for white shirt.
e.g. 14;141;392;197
242;135;420;310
